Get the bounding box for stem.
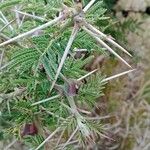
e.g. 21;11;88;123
82;26;132;68
67;96;91;137
0;15;63;47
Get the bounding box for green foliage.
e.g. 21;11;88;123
9;48;40;72
0;0;129;149
0;0;22;10
86;1;108;23
77;74;106;107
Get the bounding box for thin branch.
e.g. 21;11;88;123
77;69;98;81
32;94;60;106
34;127;60;150
101;69;136;82
13;10;47;22
84;23;132;57
83;0;96;13
50;25;79;92
0;15;63;47
82;26;132;68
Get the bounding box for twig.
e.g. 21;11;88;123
0;15;63;47
50;25;79;92
83;0;96;13
84;23;132;57
34;127;60;150
82;26;132;68
101;69;136;82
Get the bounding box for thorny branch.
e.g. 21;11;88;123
0;0;136;149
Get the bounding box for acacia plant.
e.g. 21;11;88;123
0;0;134;149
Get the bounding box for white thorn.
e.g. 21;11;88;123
85;23;132;57
0;16;63;47
77;69;98;81
82;26;132;68
83;0;96;13
12;10;47;22
31;94;60;106
102;69;136;82
50;26;79;92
